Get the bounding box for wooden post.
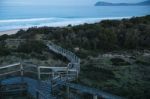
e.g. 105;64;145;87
67;66;69;81
36;91;39;99
51;79;54;95
37;66;41;80
20;62;24;76
52;72;54;79
93;95;98;99
76;70;79;81
20;62;24;83
67;86;70;99
20;62;24;94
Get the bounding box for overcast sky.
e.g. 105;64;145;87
1;0;145;6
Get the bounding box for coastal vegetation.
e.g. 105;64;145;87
0;15;150;98
0;42;10;56
0;39;67;66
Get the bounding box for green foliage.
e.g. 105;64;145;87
0;34;9;41
81;64;114;81
13;29;26;38
0;43;10;56
136;55;150;65
17;40;47;54
11;15;150;52
30;53;48;60
110;58;131;66
0;15;150;99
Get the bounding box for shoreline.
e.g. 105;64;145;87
0;16;132;36
0;29;20;36
0;28;27;36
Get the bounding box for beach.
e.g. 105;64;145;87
0;29;19;36
0;29;27;36
0;17;132;36
0;5;150;34
0;17;129;32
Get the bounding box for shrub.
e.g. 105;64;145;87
17;40;48;54
0;44;10;56
110;58;131;66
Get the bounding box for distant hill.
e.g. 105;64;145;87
95;0;150;6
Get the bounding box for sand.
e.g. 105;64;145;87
0;29;20;36
0;29;27;36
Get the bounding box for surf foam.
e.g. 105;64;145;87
0;16;131;32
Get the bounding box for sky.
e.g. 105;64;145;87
1;0;146;6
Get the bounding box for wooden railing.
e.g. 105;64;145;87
0;62;68;80
0;42;125;99
47;42;80;80
0;42;80;80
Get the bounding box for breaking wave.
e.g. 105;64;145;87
0;16;131;31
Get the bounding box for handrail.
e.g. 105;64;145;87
0;63;20;69
39;66;67;69
0;63;68;78
0;70;21;76
0;41;125;99
0;41;81;99
47;42;80;79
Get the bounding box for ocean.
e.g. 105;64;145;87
0;5;150;31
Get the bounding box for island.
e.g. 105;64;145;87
95;0;150;6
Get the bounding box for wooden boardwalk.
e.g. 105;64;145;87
0;42;125;99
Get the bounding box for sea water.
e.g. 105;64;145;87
0;5;150;31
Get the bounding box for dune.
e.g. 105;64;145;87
0;29;27;36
